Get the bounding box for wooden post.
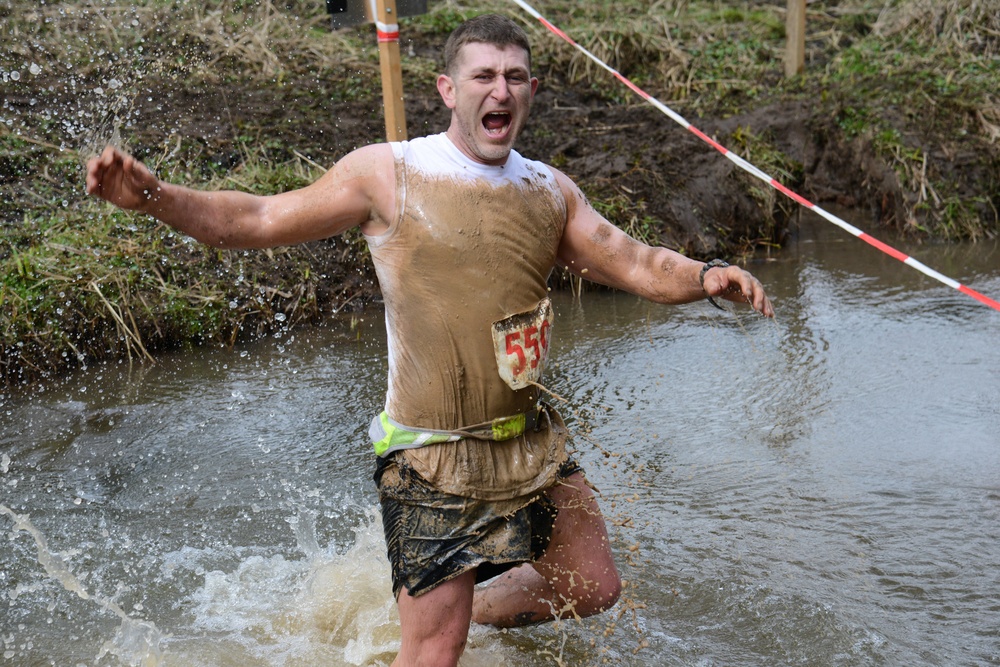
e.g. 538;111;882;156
375;0;407;141
785;0;806;78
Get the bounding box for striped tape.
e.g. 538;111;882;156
510;0;1000;312
376;20;399;42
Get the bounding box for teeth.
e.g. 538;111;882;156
483;112;511;135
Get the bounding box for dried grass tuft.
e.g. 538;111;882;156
872;0;1000;56
541;18;692;99
7;0;370;82
976;96;1000;144
185;0;368;78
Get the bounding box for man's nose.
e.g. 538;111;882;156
491;77;511;101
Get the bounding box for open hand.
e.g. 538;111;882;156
85;146;160;212
703;264;774;317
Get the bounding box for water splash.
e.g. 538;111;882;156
170;508;513;666
0;504;167;666
298;509;401;664
176;508;401;665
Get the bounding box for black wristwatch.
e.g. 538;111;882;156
699;259;729;310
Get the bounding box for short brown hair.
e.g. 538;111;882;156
443;14;532;75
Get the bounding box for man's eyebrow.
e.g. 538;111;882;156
467;65;530;77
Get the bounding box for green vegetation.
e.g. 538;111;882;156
2;0;998;386
727;124;802;248
0;146;366;384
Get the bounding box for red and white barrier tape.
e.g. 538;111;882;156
510;0;1000;312
376;19;400;42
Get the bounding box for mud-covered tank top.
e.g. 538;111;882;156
364;133;569;500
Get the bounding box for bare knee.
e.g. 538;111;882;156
566;563;622;618
580;567;622;617
539;472;623;619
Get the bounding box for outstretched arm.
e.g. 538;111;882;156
553;169;773;317
85;144;395;248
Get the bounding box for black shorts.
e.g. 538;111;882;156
374;452;582;598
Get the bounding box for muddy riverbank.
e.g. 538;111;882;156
2;0;998;387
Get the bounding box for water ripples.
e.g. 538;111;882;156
3;233;999;665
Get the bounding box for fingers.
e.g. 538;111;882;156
752;290;774;318
85;146;157;211
737;273;772;317
85;145;122;196
716;267;774;318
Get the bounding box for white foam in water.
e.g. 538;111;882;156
170;509;394;665
300;510;401;664
175;508;511;666
3;496;514;666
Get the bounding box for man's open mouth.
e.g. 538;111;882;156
482;111;511;136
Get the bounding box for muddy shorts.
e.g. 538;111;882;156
374;452;582;598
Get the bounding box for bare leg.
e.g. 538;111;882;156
471;472;621;627
393;569;477;667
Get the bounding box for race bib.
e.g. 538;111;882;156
492;298;554;390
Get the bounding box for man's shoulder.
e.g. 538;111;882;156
509;149;554;176
335;142;395;171
392;132;448;156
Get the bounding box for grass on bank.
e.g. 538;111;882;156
2;0;999;387
526;0;998;239
1;146;368;387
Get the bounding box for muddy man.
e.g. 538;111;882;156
86;14;773;666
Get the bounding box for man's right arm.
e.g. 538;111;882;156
85;143;395;249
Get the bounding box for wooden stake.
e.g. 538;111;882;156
375;0;407;141
785;0;806;78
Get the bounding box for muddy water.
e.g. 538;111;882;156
2;211;999;666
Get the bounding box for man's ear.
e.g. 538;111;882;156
437;74;457;109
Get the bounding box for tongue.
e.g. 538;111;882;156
484;114;508;131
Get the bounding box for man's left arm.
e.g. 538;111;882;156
552;169;774;317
